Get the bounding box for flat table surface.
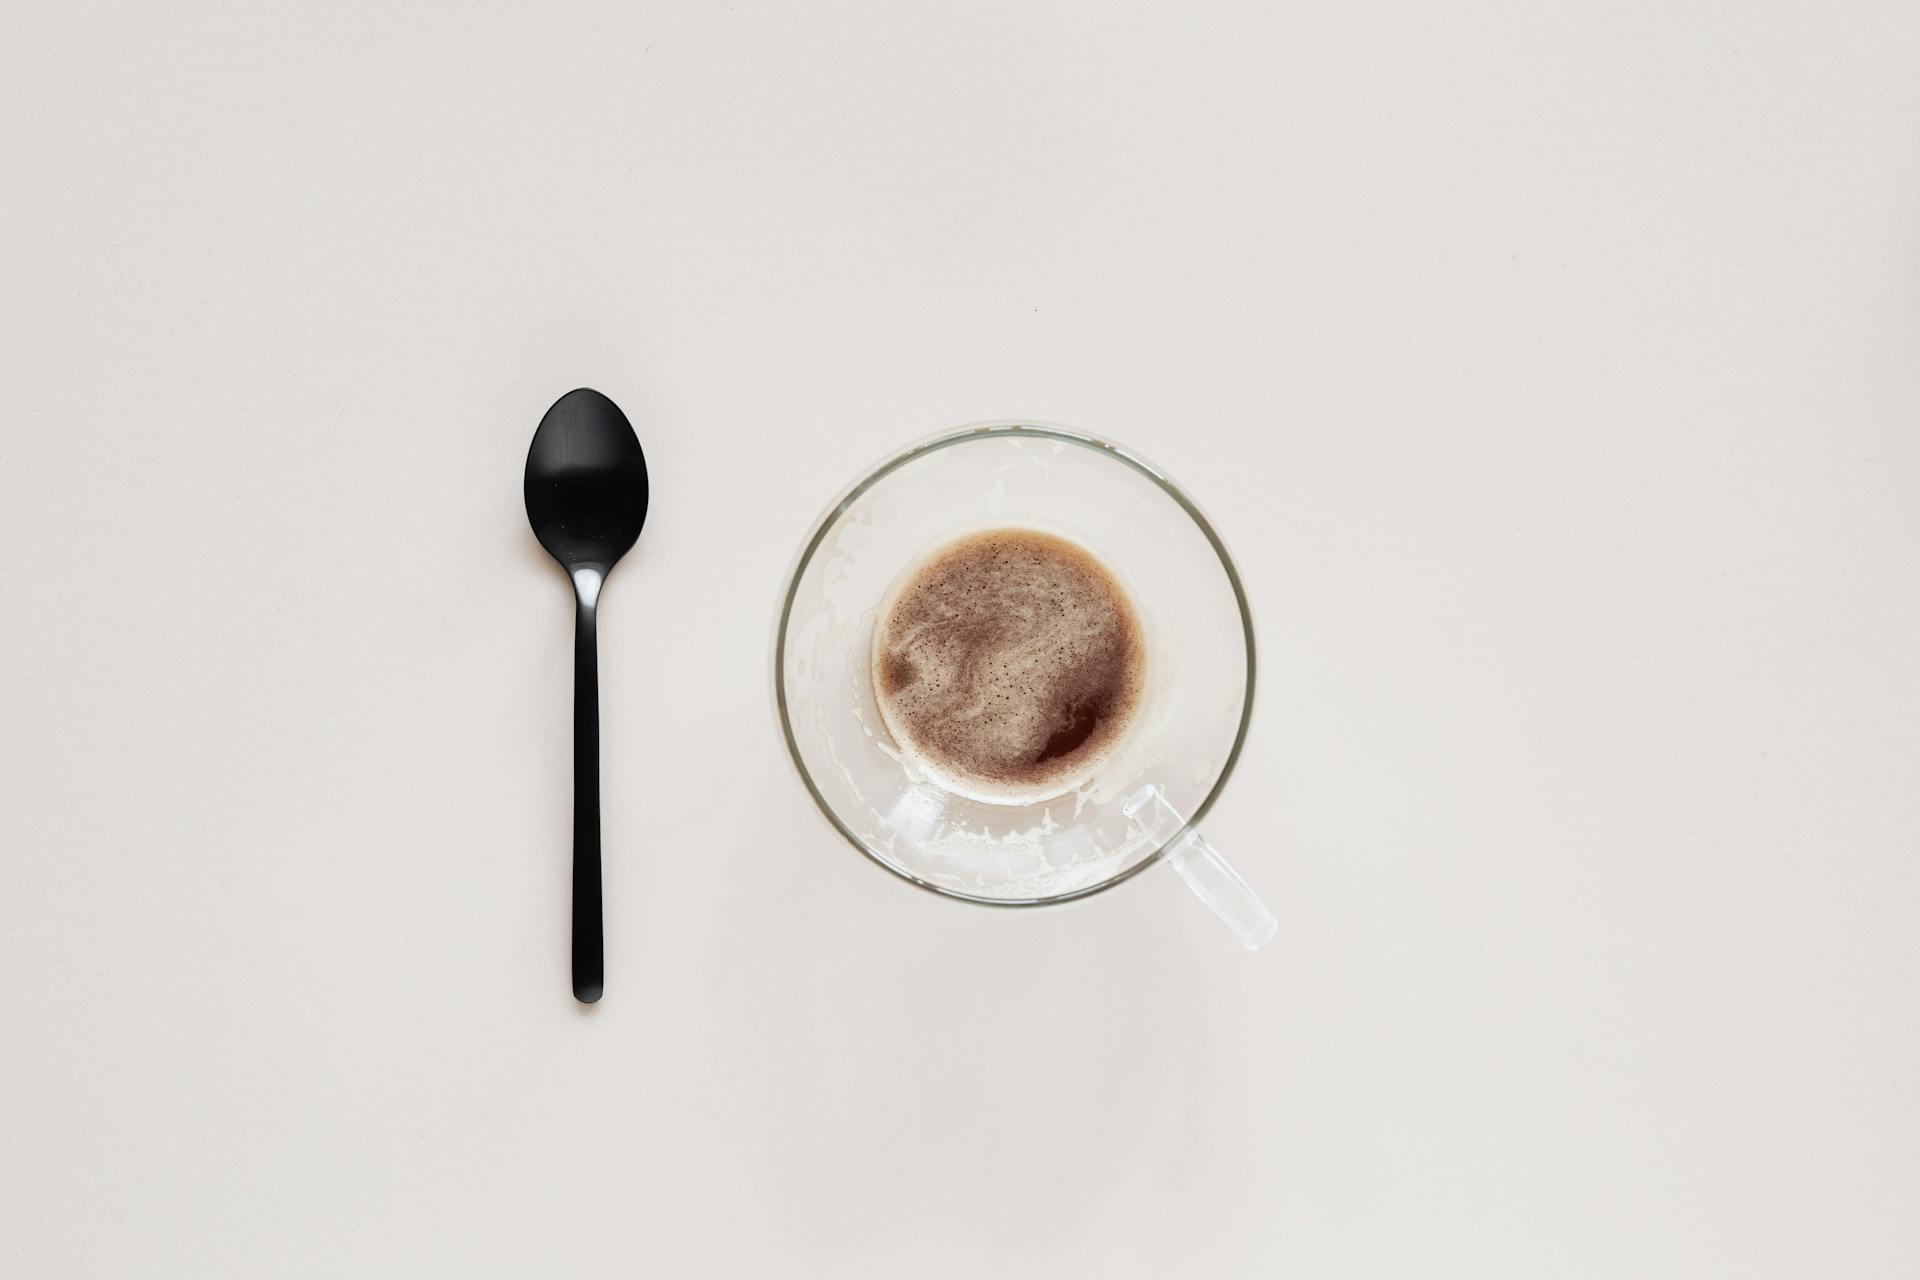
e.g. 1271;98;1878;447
5;3;1919;1276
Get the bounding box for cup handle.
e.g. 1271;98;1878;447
1124;785;1277;951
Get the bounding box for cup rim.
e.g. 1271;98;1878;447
772;421;1257;907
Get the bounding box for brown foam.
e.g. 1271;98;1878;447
871;528;1145;799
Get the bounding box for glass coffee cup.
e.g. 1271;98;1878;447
773;422;1273;948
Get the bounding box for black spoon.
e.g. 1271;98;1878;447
524;388;649;1003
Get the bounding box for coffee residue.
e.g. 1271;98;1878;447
871;528;1145;799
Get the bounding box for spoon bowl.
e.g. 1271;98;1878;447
525;388;650;570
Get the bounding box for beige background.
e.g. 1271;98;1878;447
4;2;1919;1275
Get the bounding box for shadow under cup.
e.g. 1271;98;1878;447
775;423;1255;907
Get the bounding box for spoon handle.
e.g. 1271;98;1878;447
571;570;605;1003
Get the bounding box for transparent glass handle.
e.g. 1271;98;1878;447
1124;785;1277;951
